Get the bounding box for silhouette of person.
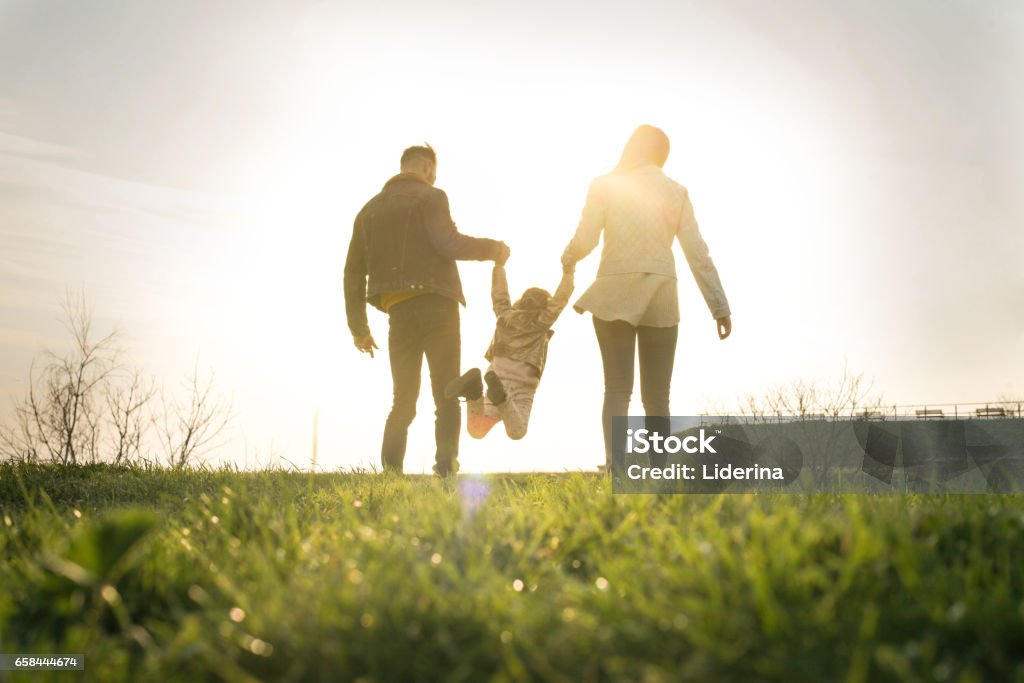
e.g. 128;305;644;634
561;125;732;472
344;144;510;476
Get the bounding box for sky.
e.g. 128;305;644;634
1;0;1022;473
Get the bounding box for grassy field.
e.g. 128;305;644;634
1;463;1023;682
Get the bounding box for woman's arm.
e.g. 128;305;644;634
561;179;605;267
538;268;576;327
676;188;731;320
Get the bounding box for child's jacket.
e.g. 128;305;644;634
485;266;574;376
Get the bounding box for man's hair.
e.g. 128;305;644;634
400;144;437;168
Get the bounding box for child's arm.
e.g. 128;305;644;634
538;266;575;327
491;265;512;316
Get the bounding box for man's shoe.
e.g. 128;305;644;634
433;460;459;478
444;368;483;400
484;370;507;405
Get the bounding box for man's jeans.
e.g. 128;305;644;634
381;294;461;474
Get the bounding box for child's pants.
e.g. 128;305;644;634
467;356;540;440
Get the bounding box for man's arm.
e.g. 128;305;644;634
538;268;575;327
491;265;512;316
561;179;604;268
423;190;505;261
676;188;731;321
343;215;371;340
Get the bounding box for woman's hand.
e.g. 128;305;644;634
561;249;577;272
716;316;731;340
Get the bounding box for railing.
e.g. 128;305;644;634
699;401;1024;424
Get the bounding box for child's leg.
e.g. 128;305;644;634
499;383;537;440
486;358;541;441
467;396;501;439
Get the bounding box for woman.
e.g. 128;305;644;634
561;125;732;471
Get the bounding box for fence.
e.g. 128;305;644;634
698;401;1024;424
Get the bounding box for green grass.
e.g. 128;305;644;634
2;463;1024;682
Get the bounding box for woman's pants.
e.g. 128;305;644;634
593;317;678;471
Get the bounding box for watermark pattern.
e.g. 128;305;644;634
610;416;1024;494
0;654;84;671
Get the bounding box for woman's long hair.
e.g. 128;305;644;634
614;125;670;172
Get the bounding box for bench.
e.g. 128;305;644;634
975;407;1006;418
915;408;944;419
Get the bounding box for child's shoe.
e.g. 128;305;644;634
445;368;483;400
484;370;507;405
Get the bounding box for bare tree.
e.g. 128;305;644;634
2;293;234;468
0;291;120;464
0;382;41;462
996;393;1023;418
737;366;885;422
105;369;157;465
734;365;886;485
154;362;232;468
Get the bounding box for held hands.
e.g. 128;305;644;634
561;249;577;273
716;316;732;340
495;242;511;266
354;333;379;358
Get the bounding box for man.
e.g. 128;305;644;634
344;144;510;476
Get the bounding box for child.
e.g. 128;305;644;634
445;260;574;440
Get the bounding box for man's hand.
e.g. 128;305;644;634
495;242;511;266
716;316;732;340
354;333;379;358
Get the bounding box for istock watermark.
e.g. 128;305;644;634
609;416;1024;494
626;427;718;455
